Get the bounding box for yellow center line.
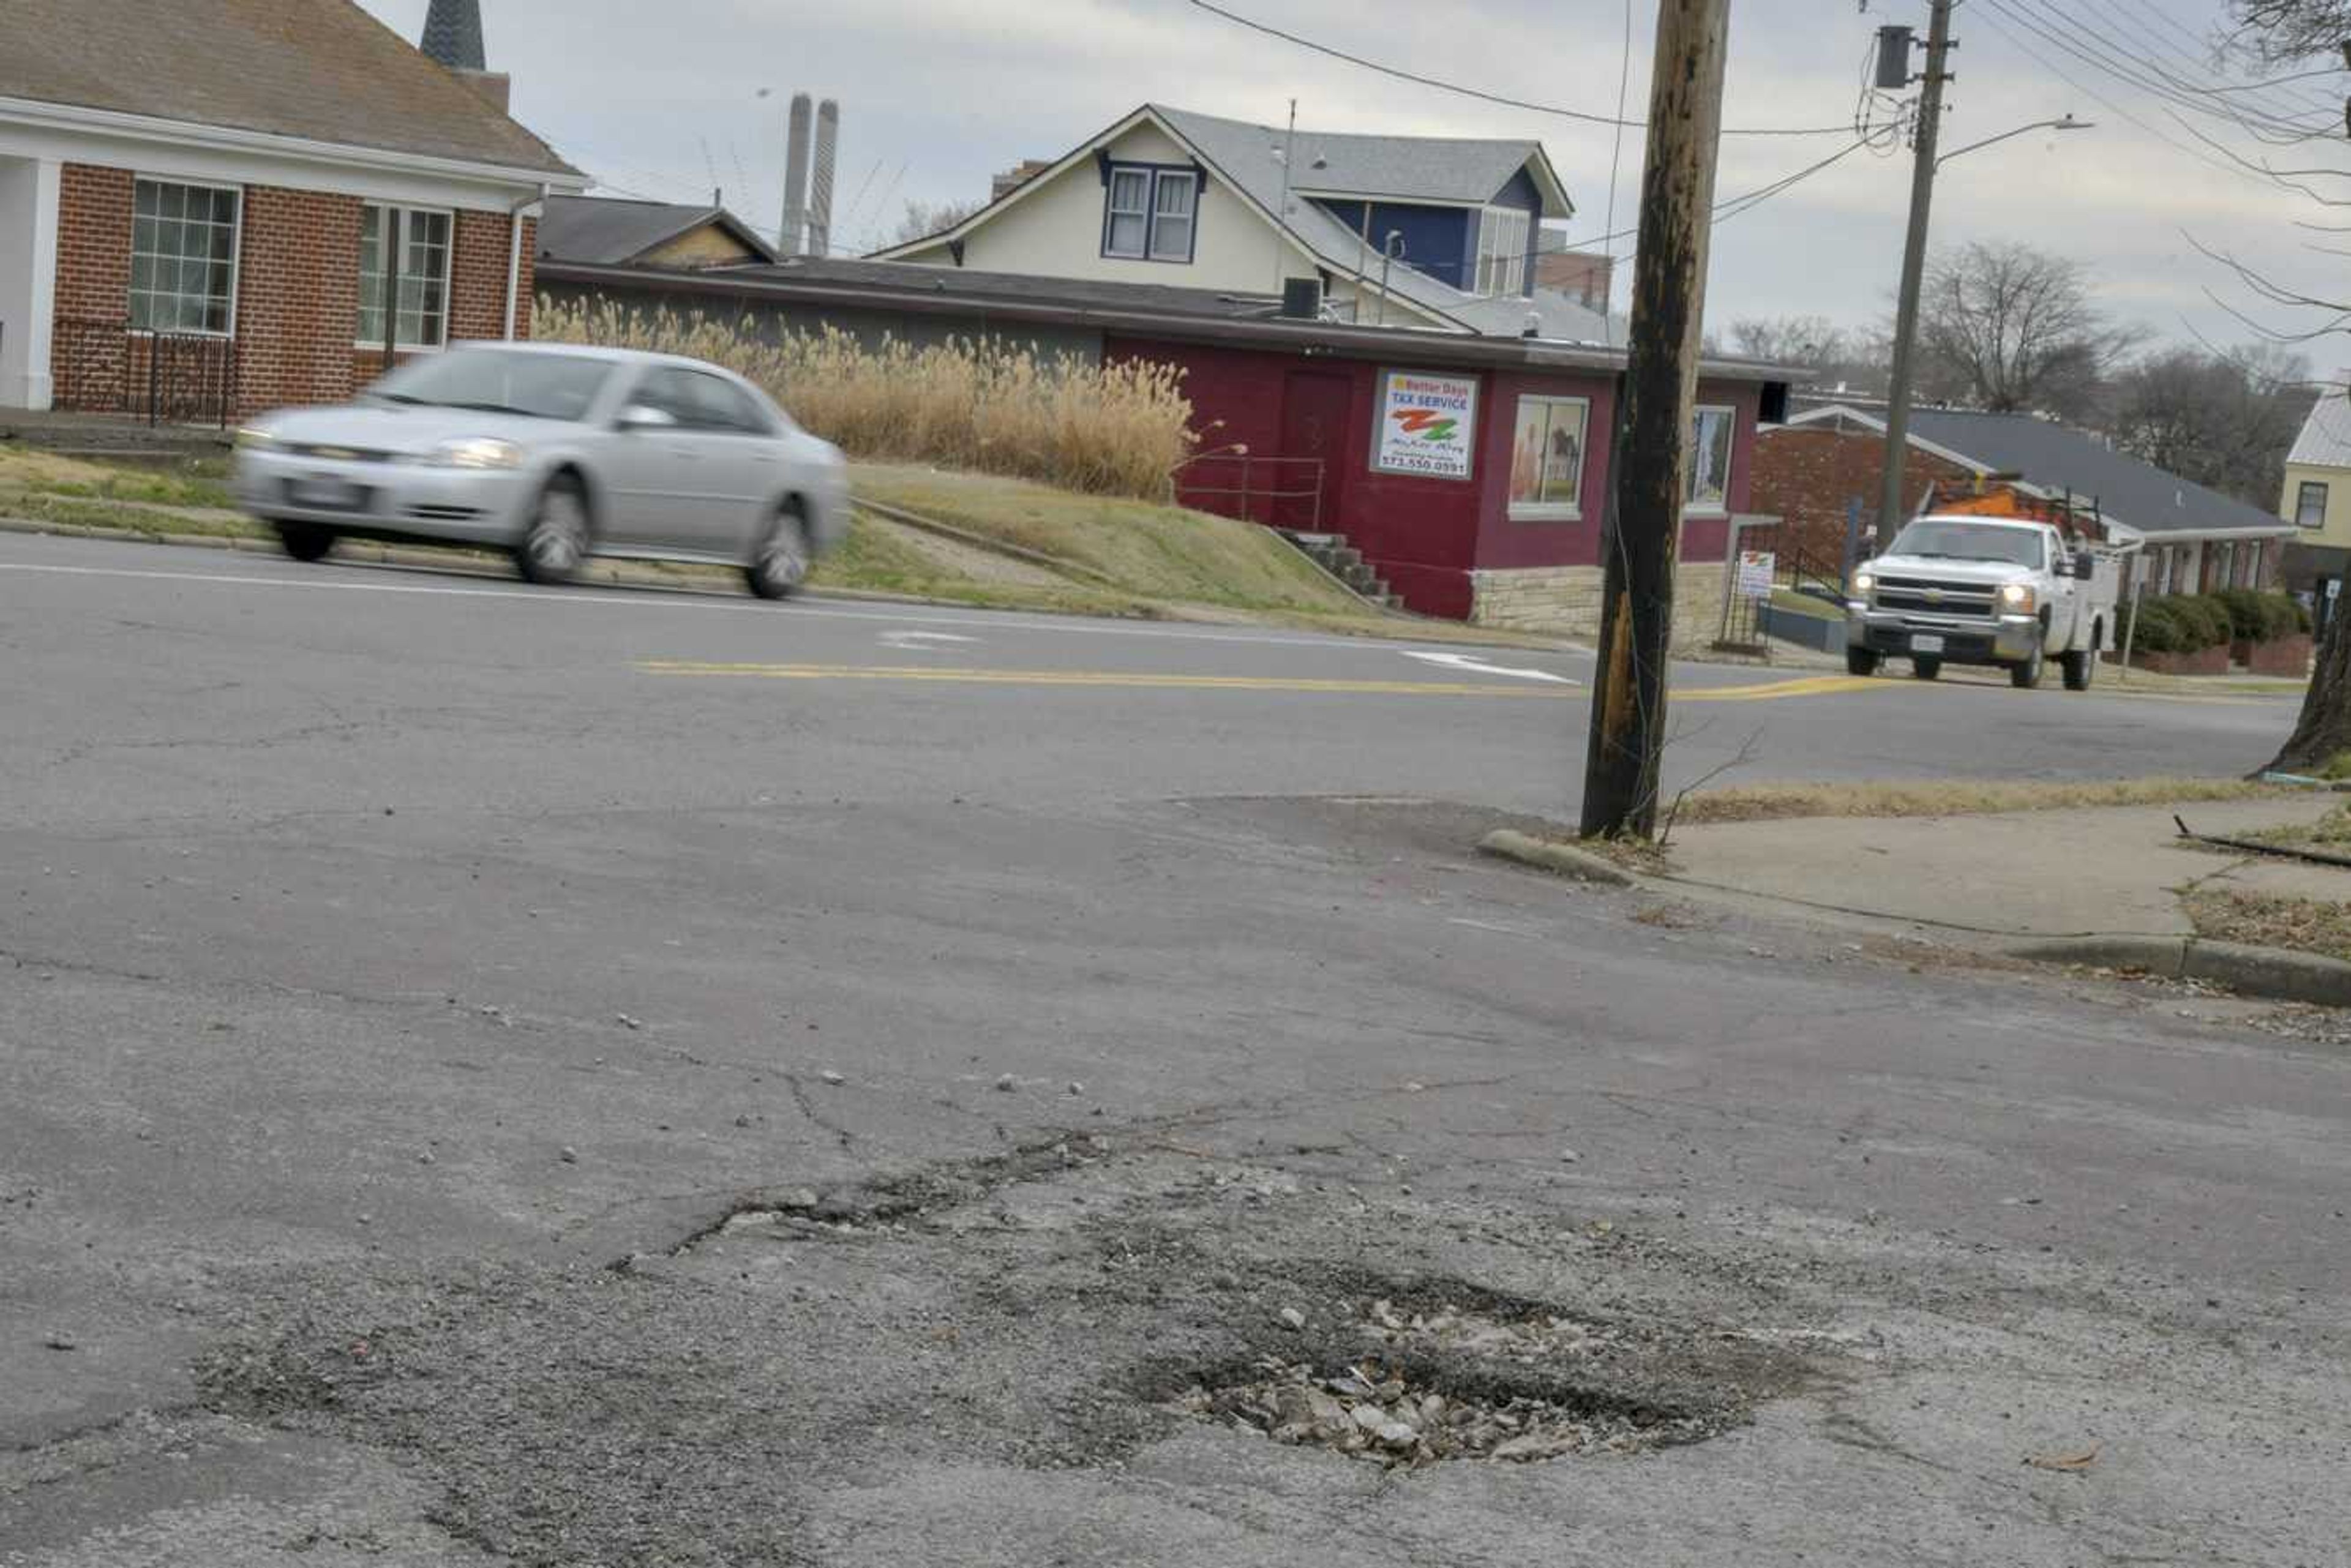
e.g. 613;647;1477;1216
635;661;1881;702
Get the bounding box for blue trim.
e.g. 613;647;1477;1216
1098;160;1201;265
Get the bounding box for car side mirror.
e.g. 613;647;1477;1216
2072;550;2096;580
616;404;677;432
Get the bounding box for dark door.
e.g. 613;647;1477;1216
1276;371;1354;531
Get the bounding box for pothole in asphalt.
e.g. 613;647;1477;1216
1160;1291;1775;1469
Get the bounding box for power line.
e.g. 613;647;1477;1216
1575;135;1884;252
1987;0;2328;139
1182;0;1856;135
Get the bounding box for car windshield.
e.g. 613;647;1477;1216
1887;520;2044;568
367;350;615;422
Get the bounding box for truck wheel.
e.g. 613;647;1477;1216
2011;645;2045;689
1847;646;1880;677
1912;656;1941;680
2062;645;2094;691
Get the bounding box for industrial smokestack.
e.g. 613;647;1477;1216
809;99;839;257
781;92;813;257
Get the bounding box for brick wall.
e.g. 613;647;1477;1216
236;186;366;414
1750;423;1974;565
51;161;532;418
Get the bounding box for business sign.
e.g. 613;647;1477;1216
1373;369;1478;479
1735;550;1776;599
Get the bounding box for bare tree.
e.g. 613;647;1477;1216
1911;242;2142;421
890;198;984;247
1725;315;1849;365
2226;0;2351;66
2109;343;2315;506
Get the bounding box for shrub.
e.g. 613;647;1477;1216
534;298;1196;500
2213;587;2268;642
2183;594;2237;649
2127;593;2234;653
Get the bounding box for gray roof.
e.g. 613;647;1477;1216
419;0;484;71
696;256;1287;321
1150;105;1585;339
2287;385;2351;469
0;0;576;176
1833;407;2292;538
1157;107;1564;211
538;197;778;266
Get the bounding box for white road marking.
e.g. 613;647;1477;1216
880;630;980;651
1401;650;1580;685
0;555;1551;655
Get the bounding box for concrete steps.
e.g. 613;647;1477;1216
1278;530;1401;610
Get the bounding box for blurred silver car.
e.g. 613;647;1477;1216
232;343;849;598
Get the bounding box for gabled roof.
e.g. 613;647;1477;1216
1791;405;2293;539
538;196;778;267
2286;384;2351;470
871;103;1588;340
0;0;577;178
1153;105;1570;216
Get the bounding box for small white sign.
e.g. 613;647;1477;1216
1373;369;1478;480
2331;579;2342;601
1735;550;1776;599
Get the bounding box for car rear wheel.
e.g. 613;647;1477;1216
746;504;811;600
517;475;590;585
1912;656;1941;680
1846;646;1881;677
2011;644;2045;689
274;522;336;562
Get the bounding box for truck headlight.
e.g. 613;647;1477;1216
2000;582;2036;612
233;426;277;452
1851;569;1875;598
429;437;524;470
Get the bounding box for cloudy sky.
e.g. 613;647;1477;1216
359;0;2348;358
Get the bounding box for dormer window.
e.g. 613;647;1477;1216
1103;163;1198;262
1474;206;1530;296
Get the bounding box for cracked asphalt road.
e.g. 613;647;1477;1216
2;535;2345;1566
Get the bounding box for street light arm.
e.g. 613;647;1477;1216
1937;116;2093;168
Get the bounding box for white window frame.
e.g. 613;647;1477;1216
1475;206;1529;297
356;203;457;351
1102;167;1152;260
1685;403;1735;514
1148;170;1197;262
129;176;242;339
2297;479;2329;530
1507;394;1590;520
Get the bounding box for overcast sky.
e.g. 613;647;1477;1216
359;0;2349;360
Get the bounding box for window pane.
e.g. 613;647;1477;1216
2299;482;2328;528
1107;211;1146;255
1509;400;1548;504
1149;213;1191;260
158;183;184;220
1154;173;1194;217
1539;399;1584;504
1687;407;1733;506
133;181;157;217
1109;170;1148;211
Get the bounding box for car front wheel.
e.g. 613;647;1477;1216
517;475;591;585
746;505;812;600
1847;646;1881;677
275;522;336;562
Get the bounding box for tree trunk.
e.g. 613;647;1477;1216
2268;602;2351;773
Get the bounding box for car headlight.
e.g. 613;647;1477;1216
1850;569;1875;598
233;426;277;452
2000;582;2036;612
428;437;525;470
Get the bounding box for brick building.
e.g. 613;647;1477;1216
0;0;584;423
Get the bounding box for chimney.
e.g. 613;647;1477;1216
781;93;813;257
809;99;840;257
418;1;509;113
991;159;1053;202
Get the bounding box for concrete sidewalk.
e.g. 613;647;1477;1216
1660;794;2347;939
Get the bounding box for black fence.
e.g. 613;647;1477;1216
51;316;240;429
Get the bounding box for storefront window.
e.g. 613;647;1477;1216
1686;405;1733;511
1508;395;1588;518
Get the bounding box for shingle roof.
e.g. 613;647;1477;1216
538;197;777;266
696;256;1289;321
1884;408;2289;537
0;0;577;176
1159;107;1562;211
2287;385;2351;469
1149;106;1583;339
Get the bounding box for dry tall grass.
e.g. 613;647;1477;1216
535;299;1194;499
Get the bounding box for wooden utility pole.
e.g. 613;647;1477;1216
1877;0;1954;539
1579;0;1733;839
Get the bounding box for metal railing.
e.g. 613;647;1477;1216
1171;451;1325;530
51;316;240;429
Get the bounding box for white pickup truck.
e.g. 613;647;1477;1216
1845;514;2117;690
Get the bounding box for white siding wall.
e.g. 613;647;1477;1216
0;155;59;409
910;124;1314;294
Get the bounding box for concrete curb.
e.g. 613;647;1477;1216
2008;934;2351;1007
1475;830;1634;887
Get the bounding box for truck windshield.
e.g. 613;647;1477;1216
366;350;615;422
1887;520;2044;568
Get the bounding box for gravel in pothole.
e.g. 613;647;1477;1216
1172;1297;1734;1467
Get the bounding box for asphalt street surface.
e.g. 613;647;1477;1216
2;533;2344;1566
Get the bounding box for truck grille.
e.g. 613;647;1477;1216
1875;576;1998;617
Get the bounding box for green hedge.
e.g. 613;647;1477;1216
2125;594;2228;653
2213;588;2306;642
